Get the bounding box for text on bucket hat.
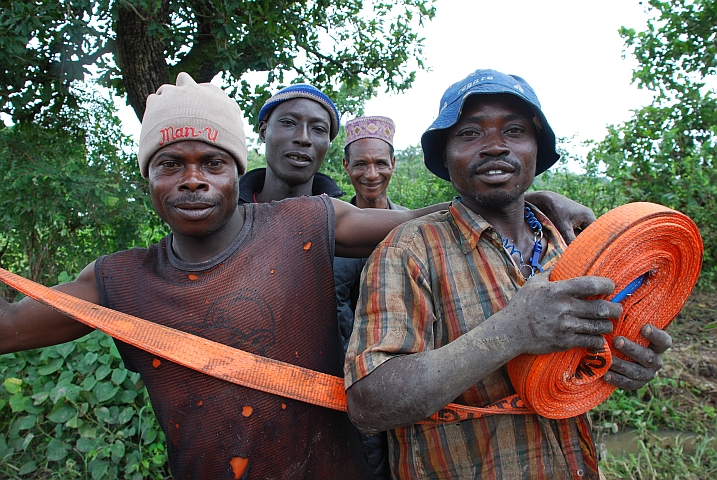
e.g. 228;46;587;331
420;69;559;181
138;72;248;178
344;116;395;148
257;84;341;140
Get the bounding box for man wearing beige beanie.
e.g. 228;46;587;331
0;73;456;479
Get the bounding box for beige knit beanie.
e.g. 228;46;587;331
137;72;248;178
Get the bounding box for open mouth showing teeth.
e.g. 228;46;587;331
486;170;506;175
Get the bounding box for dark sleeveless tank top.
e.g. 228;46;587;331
95;196;373;479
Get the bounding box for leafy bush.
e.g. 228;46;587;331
0;331;170;479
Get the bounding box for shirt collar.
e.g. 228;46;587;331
448;197;567;257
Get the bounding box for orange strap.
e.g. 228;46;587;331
0;202;702;422
507;201;703;419
0;267;495;422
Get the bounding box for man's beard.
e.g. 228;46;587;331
469;185;524;209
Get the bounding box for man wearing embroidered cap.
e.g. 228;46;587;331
345;69;673;480
342;116;403;210
0;73;460;479
334;115;406;479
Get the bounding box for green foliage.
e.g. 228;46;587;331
533;139;629;217
0;331;170;479
599;429;717;480
0;88;165;292
388;144;456;209
592;374;717;480
585;0;717;288
0;0;437;125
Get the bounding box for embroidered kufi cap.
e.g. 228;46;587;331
344;116;395;148
138;72;248;178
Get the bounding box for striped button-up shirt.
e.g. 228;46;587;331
345;198;599;480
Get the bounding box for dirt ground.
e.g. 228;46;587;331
661;289;717;413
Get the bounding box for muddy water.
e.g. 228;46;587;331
597;428;715;456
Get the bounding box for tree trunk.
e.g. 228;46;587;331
114;2;171;121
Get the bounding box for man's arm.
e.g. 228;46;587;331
526;191;596;244
345;251;620;434
0;262;98;354
331;198;448;257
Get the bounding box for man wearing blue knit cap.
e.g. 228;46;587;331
345;69;672;480
238;84;345;204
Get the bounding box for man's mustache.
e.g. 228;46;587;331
168;194;218;206
467;157;522;176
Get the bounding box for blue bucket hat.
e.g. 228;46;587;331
421;69;560;181
258;84;341;140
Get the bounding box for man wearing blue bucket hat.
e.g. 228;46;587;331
345;69;672;479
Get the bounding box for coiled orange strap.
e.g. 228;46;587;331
507;201;703;418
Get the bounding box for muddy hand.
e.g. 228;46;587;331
604;324;673;390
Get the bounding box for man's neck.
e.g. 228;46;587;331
464;196;536;254
355;194;389;210
169;207;245;263
258;171;315;202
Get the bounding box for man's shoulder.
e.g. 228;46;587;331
382;209;455;250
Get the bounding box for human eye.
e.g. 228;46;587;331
456;128;480;137
160;159;181;169
205;158;225;168
505;125;528;135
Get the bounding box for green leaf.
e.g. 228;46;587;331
56;342;76;358
119;389;138;403
91;460;110;480
110;440;125;463
77;436;100;453
3;377;23;394
118;406;135;425
93;381;120;403
47;404;77;424
17;432;34;451
18;461;38;475
46;438;70;461
9;393;32;413
37;357;65;375
95;363;112;380
111;368;127;385
15;414;36;431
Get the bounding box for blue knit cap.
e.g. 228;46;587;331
258;84;341;140
421;69;560;181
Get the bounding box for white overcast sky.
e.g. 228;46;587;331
119;0;657;153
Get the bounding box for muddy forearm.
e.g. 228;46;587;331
346;318;522;434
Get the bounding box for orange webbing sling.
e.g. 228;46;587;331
507;201;703;418
0;266;504;422
0;202;702;422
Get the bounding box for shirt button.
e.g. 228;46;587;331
576;469;585;477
